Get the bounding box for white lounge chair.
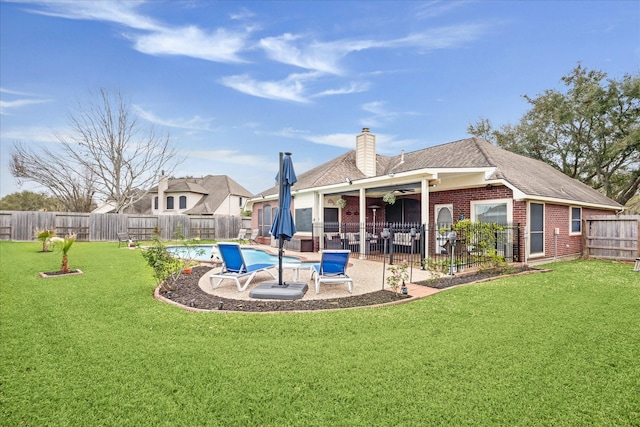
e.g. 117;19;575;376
309;250;353;294
209;242;276;291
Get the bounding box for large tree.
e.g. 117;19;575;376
10;88;181;213
468;64;640;206
0;191;63;212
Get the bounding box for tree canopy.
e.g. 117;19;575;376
10;88;181;213
0;191;64;212
468;64;639;206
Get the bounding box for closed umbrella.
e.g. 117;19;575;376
270;152;297;285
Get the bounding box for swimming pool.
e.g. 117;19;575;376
167;245;315;268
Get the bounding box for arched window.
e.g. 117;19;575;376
166;196;174;210
179;196;187;209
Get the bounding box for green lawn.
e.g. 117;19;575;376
1;241;639;426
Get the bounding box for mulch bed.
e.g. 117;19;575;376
157;265;543;312
415;266;540;289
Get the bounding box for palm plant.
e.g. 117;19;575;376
50;234;77;273
34;228;56;252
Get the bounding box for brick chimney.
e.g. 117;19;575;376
356;128;376;177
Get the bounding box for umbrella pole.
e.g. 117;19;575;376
278;152;284;286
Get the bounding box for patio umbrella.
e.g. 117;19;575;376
270;152;297;285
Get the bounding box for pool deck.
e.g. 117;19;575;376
197;243;443;301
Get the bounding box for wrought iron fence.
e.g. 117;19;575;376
314;221;522;271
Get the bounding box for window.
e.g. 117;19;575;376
295;208;312;232
570;207;582;234
530;202;544;255
166;196;174;210
179;196;187;209
261;205;272;237
471;199;512;224
154;196;158;210
239;197;243;207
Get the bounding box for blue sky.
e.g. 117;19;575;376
1;0;638;199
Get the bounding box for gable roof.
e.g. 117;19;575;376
185;175;252;214
256;137;621;209
151;175;253;215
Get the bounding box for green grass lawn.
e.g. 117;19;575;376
1;241;639;426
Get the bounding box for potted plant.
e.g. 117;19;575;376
382;192;396;205
336;198;347;208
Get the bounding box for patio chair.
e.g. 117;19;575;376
209;242;276;291
309;250;353;294
117;231;137;248
249;229;259;245
236;228;248;240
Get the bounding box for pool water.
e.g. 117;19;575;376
167;245;315;268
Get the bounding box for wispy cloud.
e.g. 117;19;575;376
0;125;62;143
312;81;370;98
414;0;473;20
20;0;161;31
219;72;318;103
259;23;487;74
273;128;355;149
133;106;217;131
0;99;52;115
18;0;250;63
0;87;53;115
359;101;420;128
130;26;250;63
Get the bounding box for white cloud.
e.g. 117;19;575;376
359;101;421;128
21;0;161;31
19;0;250;63
273;128;354;149
133;106;217;131
219;72;318;103
259;23;487;74
0;125;61;143
130;26;249;63
312;81;370;98
0;98;53;115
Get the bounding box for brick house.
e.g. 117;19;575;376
246;128;621;263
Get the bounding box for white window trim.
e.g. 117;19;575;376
569;206;582;236
470;198;513;224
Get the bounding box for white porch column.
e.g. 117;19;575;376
421;179;429;258
359;187;367;259
317;192;324;251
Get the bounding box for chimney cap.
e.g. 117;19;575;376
362;127;369;133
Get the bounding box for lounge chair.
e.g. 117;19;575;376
209;242;276;291
249;229;259;245
309;250;353;294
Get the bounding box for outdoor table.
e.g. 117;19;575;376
282;262;302;281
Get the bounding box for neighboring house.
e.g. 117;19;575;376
246;128;622;263
92;190;153;214
150;175;253;216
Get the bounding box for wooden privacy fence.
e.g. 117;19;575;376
0;211;250;242
582;215;639;261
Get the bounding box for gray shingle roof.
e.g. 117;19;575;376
257;137;621;208
151;175;253;214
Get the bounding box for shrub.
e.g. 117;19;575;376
140;236;183;292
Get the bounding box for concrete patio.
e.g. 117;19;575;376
198;244;443;301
